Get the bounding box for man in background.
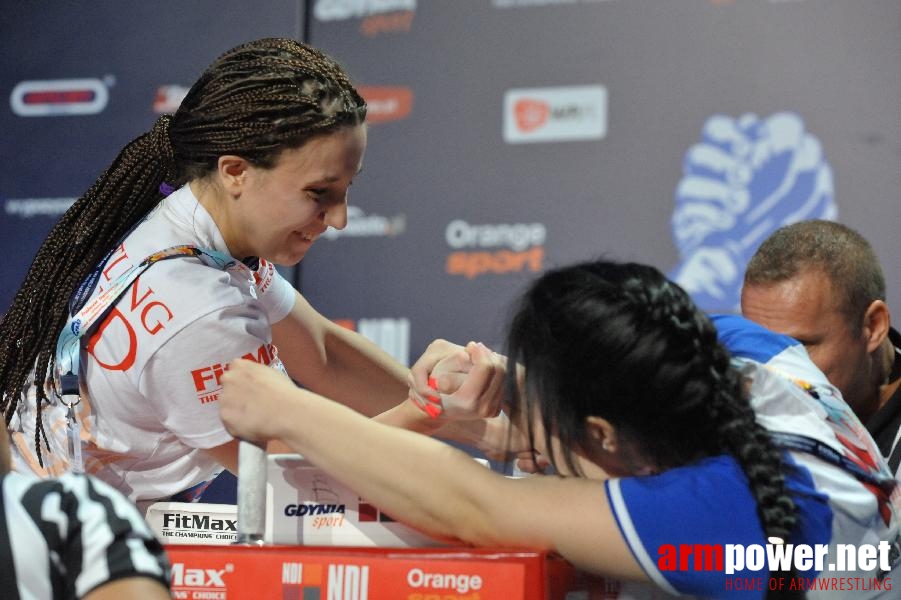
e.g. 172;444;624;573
741;219;901;475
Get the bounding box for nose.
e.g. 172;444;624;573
322;201;348;230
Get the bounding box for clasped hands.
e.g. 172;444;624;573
407;339;547;473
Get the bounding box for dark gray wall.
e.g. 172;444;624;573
3;0;899;367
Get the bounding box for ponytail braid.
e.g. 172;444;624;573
0;115;176;465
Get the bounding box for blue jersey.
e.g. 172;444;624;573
605;315;901;599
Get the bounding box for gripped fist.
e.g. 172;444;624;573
219;359;297;443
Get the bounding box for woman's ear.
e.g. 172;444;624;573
586;416;618;453
217;155;250;198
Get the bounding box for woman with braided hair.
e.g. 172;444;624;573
0;38;443;511
220;259;901;599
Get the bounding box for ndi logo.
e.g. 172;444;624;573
668;112;836;312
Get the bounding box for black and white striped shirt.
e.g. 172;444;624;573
0;471;170;599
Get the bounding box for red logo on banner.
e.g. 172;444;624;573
514;99;550;132
10;78;110;116
358;86;414;124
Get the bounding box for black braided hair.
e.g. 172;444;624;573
0;38;366;466
503;260;799;593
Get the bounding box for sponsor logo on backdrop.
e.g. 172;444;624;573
335;317;410;365
313;0;416;36
503;85;607;144
10;78;112;117
493;0;618;8
153;84;190;114
445;219;546;279
668;112;836;312
4;197;76;218
322;205;406;240
357;85;413;124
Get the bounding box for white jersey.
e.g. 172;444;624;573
9;185;296;511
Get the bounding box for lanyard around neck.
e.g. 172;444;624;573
53;244;238;471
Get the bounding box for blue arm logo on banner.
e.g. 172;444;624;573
668;112;836;312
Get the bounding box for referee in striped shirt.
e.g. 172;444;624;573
0;429;170;599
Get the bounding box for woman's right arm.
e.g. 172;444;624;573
218;359;648;581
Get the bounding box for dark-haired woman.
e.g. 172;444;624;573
0;38;438;512
220;260;901;599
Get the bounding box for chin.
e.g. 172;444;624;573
269;247;309;267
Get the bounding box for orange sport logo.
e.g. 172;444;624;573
444;219;547;279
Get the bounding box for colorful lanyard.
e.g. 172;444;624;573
769;431;896;490
54;245;238;472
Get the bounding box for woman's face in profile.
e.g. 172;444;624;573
214;124;367;266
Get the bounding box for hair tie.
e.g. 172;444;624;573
159;182;177;196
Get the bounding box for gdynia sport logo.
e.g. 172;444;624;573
659;537;896;593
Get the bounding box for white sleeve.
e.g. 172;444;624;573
253;259;296;323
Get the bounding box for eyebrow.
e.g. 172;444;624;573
315;167;363;184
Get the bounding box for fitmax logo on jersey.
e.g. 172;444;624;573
503;85;608;144
190;343;279;404
322;205;407;240
313;0;415;36
445;219;546;279
11;78;110;116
